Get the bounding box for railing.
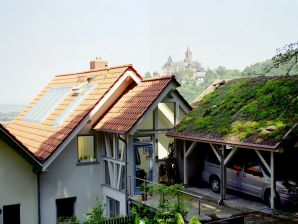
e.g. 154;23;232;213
97;216;135;224
128;176;202;215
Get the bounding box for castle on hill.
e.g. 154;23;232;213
162;47;206;82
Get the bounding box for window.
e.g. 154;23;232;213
54;84;94;127
56;197;76;220
244;163;263;177
107;197;120;217
3;204;20;224
78;135;96;162
24;87;71;123
157;102;175;129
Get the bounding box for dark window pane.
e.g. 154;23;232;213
56;197;76;219
3;204;20;224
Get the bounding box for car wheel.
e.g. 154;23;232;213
210;176;220;193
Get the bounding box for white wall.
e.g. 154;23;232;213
0;139;38;224
40;128;104;224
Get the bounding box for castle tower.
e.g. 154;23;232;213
184;46;192;68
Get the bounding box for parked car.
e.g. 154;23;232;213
202;153;298;208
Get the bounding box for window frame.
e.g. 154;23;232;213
77;134;97;164
56;197;76;221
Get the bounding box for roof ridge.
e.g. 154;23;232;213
55;64;133;77
142;75;173;82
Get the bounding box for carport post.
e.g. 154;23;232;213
270;151;276;210
218;145;226;205
183;140;188;185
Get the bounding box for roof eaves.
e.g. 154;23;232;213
0;124;42;168
166;131;279;151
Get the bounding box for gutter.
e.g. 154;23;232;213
37;173;41;224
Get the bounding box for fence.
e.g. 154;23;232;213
98;216;135;224
129;176;202;215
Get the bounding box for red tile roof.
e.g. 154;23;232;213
7;65;141;160
93;76;178;134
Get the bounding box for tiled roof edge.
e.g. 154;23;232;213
55;64;133;77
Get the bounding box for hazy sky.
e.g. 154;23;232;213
0;0;297;104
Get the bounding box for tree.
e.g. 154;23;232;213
144;71;152;78
270;41;298;76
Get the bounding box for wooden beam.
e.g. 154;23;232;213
175;101;179;126
102;157;125;166
255;149;271;174
183;140;188;185
210;143;220;162
185;141;198;158
270;151;276;209
104;133;114;187
170;91;191;114
224;147;238;166
219;145;225;205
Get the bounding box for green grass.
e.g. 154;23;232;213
176;76;298;145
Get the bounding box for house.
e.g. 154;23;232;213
6;59;191;223
0;124;42;224
167;75;298;210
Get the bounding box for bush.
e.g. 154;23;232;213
83;197;106;224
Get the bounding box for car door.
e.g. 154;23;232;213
241;162;266;198
226;162;242;192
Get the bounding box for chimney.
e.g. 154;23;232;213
90;57;108;70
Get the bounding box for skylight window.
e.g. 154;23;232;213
24;87;71;124
53;84;94;127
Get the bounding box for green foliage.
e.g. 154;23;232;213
83;197;106;224
131;184;191;224
57;216;80;224
189;216;201;224
176;213;185;224
176;76;298;144
144;71;152;78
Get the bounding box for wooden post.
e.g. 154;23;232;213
183;140;188;185
218;145;225;205
270;151;276;210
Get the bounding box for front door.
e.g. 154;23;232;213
134;143;153;194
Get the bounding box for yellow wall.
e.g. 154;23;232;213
0;139;38;224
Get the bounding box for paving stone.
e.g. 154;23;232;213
215;213;232;219
199;214;212;222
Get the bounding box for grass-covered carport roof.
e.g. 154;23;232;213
167;75;298;150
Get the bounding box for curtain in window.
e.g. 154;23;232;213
78;136;94;158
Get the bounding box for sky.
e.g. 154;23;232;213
0;0;297;104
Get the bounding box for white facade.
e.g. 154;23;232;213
0;139;38;224
40;130;104;223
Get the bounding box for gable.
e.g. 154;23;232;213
93;76;189;134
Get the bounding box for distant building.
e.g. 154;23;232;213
162;47;206;82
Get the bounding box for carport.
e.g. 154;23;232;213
167;76;298;210
168;126;297;210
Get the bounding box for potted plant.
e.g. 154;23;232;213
139;183;151;201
